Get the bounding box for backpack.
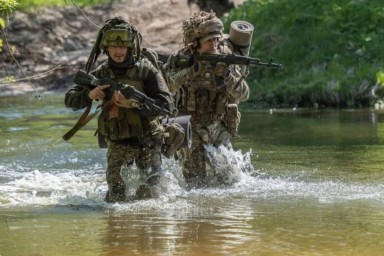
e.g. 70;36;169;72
141;47;160;69
140;47;169;81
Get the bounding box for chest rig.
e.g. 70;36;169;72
96;60;159;141
184;62;229;125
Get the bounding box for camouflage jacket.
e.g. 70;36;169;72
65;58;173;141
163;37;249;124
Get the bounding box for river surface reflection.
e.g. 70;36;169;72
1;94;384;255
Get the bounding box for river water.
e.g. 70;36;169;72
1;93;384;256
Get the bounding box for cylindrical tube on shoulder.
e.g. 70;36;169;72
229;21;254;57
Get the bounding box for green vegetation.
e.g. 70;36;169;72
223;0;384;108
0;0;17;14
0;0;18;50
0;0;18;25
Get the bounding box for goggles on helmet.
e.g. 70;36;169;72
101;29;134;48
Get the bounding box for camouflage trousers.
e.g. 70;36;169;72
181;120;231;188
105;137;162;202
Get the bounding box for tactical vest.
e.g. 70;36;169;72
185;64;228;124
95;59;161;141
184;45;233;125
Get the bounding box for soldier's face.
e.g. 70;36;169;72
198;37;219;54
107;46;128;63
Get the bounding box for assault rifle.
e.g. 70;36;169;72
74;70;171;116
174;53;284;69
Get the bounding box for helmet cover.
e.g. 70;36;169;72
183;10;223;45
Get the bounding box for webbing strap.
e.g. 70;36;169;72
62;104;101;141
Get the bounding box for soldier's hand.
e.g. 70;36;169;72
214;62;229;78
113;91;140;108
88;84;110;100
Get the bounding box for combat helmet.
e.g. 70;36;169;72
182;10;223;45
85;16;142;72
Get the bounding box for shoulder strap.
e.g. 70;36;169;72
62;63;110;142
141;47;160;69
62;104;102;141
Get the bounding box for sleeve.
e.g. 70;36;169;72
217;39;250;102
64;68;104;110
225;65;250;102
162;53;188;94
64;85;93;110
142;61;176;115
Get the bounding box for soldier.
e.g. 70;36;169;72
65;17;174;203
164;11;250;188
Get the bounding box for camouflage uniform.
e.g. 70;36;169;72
65;17;173;202
164;11;249;188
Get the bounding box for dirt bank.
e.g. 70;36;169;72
1;0;202;96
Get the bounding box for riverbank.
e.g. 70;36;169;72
1;0;248;96
0;0;200;95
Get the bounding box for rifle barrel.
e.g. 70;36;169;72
194;54;283;68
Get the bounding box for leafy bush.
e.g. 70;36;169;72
0;0;18;51
223;0;384;108
0;0;17;14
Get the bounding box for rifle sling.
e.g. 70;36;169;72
62;103;101;141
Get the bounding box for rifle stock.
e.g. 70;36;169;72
74;70;118;87
73;70;95;85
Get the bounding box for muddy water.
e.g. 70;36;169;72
1;94;384;255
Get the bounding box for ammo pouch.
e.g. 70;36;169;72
225;104;240;137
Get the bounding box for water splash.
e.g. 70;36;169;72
2;145;384;211
205;144;258;186
0;169;106;206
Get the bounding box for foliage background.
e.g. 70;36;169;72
223;0;384;108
